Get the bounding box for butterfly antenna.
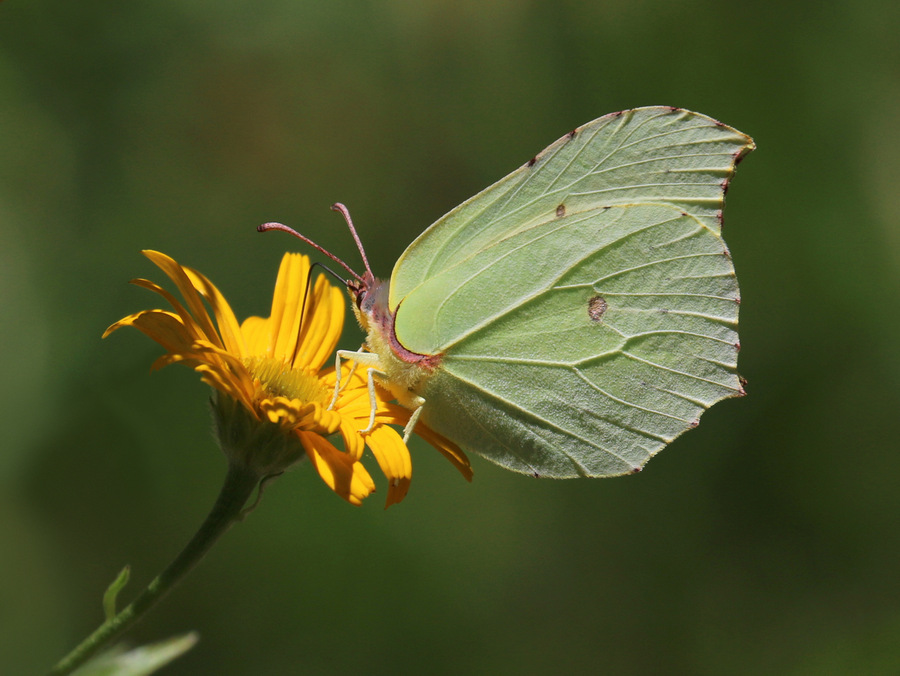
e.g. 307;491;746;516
330;203;374;281
257;221;365;284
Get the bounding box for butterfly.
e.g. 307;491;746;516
261;107;754;478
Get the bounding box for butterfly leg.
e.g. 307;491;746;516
330;349;384;434
360;366;381;434
326;350;345;410
401;403;424;444
327;346;368;410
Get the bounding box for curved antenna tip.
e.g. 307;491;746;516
257;220;364;284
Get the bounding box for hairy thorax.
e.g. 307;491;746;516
351;276;441;411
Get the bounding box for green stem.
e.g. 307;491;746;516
47;463;261;676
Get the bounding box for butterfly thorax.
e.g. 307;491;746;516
351;274;441;411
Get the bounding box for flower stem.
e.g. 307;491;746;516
47;463;261;676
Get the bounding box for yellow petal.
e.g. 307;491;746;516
268;254;311;362
308;404;342;435
338;417;366;461
189;342;256;408
259;397;314;425
183;266;247;358
373;402;417;426
190;340;245;382
196;364;255;410
104;310;195;354
142;251;223;350
415;423;474;482
320;362;367;403
240;315;270;357
128;278;204;342
300;431;375;506
293;278;344;370
365;425;412;508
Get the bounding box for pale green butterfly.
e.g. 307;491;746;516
261;106;754;478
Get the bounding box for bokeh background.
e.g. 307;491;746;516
3;1;899;674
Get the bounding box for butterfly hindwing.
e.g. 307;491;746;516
407;203;741;477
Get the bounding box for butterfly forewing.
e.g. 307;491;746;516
390;107;753;309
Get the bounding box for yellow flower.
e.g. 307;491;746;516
104;251;471;507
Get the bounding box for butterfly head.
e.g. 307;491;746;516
259;203;392;336
349;271;390;335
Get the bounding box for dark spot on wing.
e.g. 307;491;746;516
556;204;566;218
567;129;577;139
588;295;608;322
689;419;700;428
721;178;731;195
527;156;538;168
630;466;643;474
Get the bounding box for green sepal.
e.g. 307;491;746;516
210;391;307;477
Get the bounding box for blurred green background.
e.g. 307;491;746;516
2;1;899;674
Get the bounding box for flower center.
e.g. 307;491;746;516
243;356;330;405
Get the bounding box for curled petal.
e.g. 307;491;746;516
142;251;223;350
308;404;342;436
128;278;205;343
104;310;195;355
300;431;375;506
365;425;412;508
259;397;314;426
339;417;365;461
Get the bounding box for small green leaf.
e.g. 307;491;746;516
71;632;198;676
102;566;131;621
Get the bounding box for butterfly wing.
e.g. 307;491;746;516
389;107;753;477
414;203;743;476
390;107;751;326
